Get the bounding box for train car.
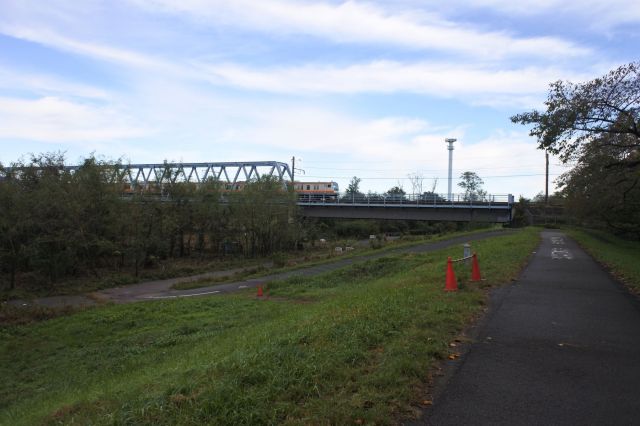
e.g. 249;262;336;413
221;180;341;201
119;179;340;202
293;181;340;202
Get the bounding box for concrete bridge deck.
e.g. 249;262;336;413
298;194;514;223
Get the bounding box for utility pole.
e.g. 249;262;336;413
445;138;457;201
545;151;549;205
291;156;304;185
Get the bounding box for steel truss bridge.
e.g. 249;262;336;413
2;161;514;223
116;161;293;187
4;161;293;188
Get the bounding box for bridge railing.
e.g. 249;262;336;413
297;193;514;207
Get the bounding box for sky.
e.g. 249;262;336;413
0;0;638;198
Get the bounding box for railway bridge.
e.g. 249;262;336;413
298;194;514;223
3;161;515;223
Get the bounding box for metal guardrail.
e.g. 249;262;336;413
297;193;514;208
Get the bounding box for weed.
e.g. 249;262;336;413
565;228;640;293
0;228;538;425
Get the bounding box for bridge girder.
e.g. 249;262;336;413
300;204;513;223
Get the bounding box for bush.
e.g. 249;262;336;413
271;253;288;268
334;220;380;238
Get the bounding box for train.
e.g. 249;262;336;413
218;181;340;201
121;180;340;201
292;181;340;201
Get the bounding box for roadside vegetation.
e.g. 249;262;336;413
565;228;640;293
0;152;497;300
0;228;538;425
171;226;505;291
512;61;640;238
0;153;300;299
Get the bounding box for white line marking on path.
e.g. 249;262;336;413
238;285;248;289
551;237;565;245
144;290;221;299
551;248;573;260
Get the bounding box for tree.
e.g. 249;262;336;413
458;171;486;201
71;157;124;272
532;191;564;205
407;172;424;195
385;185;405;195
229;175;297;257
511;61;639;167
556;139;639;235
419;191;446;203
383;185;406;203
512;62;640;236
0;152;311;292
511;196;532;228
0;165;28;289
345;176;362;195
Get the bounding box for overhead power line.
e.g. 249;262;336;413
303;173;563;180
303;164;571;172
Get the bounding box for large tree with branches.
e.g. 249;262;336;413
512;62;640;235
511;61;639;167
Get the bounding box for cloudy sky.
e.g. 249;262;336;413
1;0;638;197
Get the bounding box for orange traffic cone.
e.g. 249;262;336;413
471;253;482;282
257;285;264;297
445;257;458;292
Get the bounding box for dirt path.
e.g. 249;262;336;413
10;230;512;309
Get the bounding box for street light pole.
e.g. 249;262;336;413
445;138;457;201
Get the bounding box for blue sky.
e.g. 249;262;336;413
1;0;638;197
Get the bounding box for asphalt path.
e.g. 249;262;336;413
421;230;640;425
10;229;512;308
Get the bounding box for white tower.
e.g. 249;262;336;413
445;138;456;201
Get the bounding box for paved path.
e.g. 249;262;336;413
11;230;511;308
423;230;640;425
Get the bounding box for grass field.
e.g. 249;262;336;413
171;226;506;291
565;228;640;293
0;227;539;425
1;226;502;300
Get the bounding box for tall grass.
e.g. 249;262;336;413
565;228;640;293
0;228;539;425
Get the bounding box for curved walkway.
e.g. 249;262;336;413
12;229;512;308
422;230;640;425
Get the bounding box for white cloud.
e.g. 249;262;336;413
457;0;640;28
0;20;600;109
0;83;562;197
235;107;446;156
0;96;149;142
0;1;611;112
384;0;640;30
0;0;597;198
204;61;598;107
458;131;567;197
0;24;195;78
221;104;562;196
127;0;590;59
0;69;111;100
